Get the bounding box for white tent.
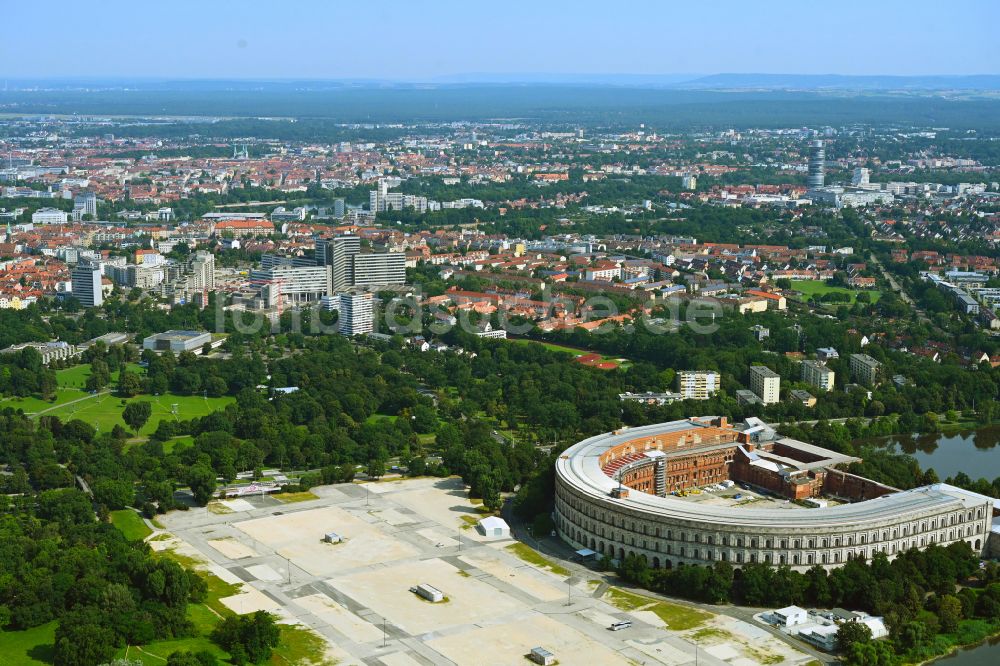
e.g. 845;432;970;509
477;516;510;538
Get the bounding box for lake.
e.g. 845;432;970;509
933;637;1000;665
862;426;1000;481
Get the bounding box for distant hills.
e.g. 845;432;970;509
436;73;1000;91
5;73;1000;93
677;73;1000;91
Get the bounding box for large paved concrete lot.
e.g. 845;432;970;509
160;477;813;666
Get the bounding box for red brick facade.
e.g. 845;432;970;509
598;420;891;502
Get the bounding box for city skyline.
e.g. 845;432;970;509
3;0;997;80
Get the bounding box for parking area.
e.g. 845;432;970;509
159;476;815;666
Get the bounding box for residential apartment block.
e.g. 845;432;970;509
800;360;835;392
676;370;720;400
850;353;882;387
749;365;781;404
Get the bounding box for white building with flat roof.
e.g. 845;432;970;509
32;207;69;225
749;365;780;404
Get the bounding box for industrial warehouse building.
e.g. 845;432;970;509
554;418;995;571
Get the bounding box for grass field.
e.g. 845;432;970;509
0;390;84;414
791;280;882;304
110;509;152;541
37;392;235;436
604;587;710;630
0;622;56;665
55;362;145;390
364;413;398;425
509;338;629;368
504;542;571;577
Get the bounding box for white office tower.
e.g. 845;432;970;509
338;292;374;336
852;167;871;187
72;260;103;307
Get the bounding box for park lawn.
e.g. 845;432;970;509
604;587;710;630
38;392;234;436
0;621;56;665
510;338;588;356
791;279;882;304
509;338;628;368
505;542;571;577
126;434;197;453
0;364;150;416
119;635;229;663
510;338;629;368
55;362;145;390
364;413;398;425
0;389;85;414
110;509;152;541
162;435;195;454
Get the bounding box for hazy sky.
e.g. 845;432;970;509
4;0;998;80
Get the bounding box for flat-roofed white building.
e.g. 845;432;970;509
749;365;780;404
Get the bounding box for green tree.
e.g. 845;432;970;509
211;611;281;665
837;621;873;652
937;594;962;632
187;464;217;506
478;472;502;512
843;639;897;666
365;456;386;480
92;479;135;511
118;370;143;397
122;400;153;431
53;608;117;666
